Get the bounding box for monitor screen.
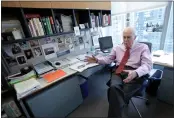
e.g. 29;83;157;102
98;36;113;50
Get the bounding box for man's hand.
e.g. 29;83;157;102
85;55;98;64
123;70;138;83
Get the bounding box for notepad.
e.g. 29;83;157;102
43;69;66;83
14;78;40;95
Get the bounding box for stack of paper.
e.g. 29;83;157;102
76;54;90;61
8;70;37;85
14;78;41;99
69;61;99;72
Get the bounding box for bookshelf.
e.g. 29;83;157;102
2;6;111;45
74;9;91;28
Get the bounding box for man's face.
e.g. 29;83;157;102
123;31;136;49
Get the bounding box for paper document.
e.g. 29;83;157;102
77;54;91;61
42;43;58;60
74;26;80;36
69;61;99;72
92;35;100;48
14;78;41;95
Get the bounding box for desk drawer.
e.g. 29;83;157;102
25;76;83;117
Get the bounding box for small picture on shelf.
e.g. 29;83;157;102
16;55;27;65
29;40;39;47
19;41;30;49
11;43;22;54
24;49;34;60
33;47;42;57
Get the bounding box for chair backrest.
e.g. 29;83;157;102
139;42;152;53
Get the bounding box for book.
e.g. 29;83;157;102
49;16;56;34
28;23;34;37
36;18;44;36
42;17;49;35
29;19;37;37
32;18;40;36
40;17;46;35
46;17;53;34
95;16;99;27
108;14;111;25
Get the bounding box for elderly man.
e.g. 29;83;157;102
86;27;152;118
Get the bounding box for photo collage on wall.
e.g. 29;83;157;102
2;39;43;67
2;30;89;68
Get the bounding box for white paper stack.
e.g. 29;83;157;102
61;14;73;32
69;61;98;72
14;78;41;99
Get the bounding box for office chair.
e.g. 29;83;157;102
107;42;163;118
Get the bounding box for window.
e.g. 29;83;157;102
129;7;166;52
112;14;126;45
164;2;173;53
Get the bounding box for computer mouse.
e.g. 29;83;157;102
55;62;61;66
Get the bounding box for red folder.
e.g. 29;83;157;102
43;69;66;83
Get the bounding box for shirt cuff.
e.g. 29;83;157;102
135;70;141;78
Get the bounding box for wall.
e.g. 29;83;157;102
2;30;92;75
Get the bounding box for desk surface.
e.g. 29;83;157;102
18;53;101;100
152;53;173;68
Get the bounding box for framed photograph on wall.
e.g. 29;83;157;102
24;49;34;59
19;41;30;49
29;40;39;47
33;47;42;57
11;43;22;54
16;55;27;65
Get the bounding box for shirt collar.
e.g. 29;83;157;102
120;41;137;51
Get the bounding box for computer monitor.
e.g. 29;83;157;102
98;36;113;52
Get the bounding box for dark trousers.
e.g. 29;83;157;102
107;67;146;118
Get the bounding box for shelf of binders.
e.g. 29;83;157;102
101;10;111;27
